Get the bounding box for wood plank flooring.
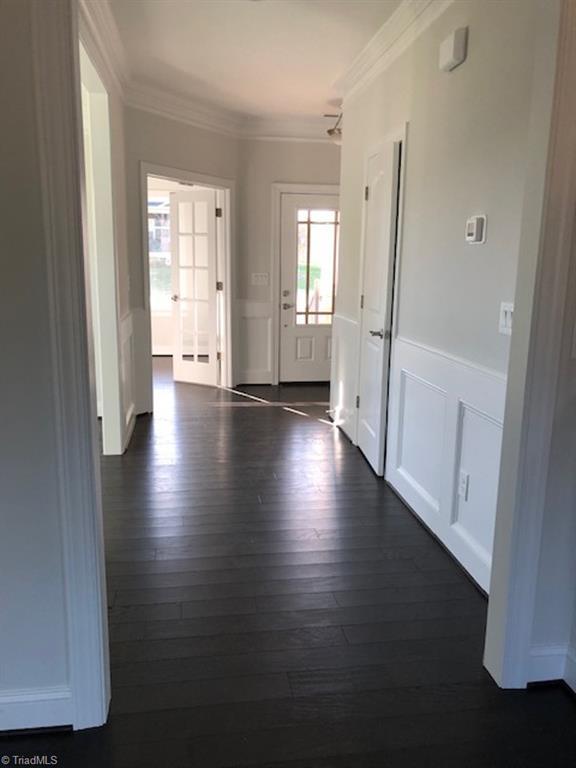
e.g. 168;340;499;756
2;358;575;766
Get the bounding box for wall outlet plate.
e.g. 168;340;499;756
458;470;470;501
499;302;514;336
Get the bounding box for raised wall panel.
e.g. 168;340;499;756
237;301;273;384
397;371;446;513
386;337;506;591
452;402;502;565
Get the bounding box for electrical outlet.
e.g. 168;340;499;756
499;302;514;336
458;470;470;501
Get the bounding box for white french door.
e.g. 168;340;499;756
357;139;401;475
171;189;219;386
279;193;340;382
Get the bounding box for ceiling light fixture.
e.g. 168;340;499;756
325;113;343;145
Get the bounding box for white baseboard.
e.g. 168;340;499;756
565;646;576;693
527;644;569;682
0;686;72;732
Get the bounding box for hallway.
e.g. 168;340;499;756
3;360;576;766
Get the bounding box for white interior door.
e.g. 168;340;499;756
357;140;401;475
280;193;339;382
171;189;219;386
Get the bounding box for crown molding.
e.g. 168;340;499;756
335;0;454;105
78;0;335;142
124;81;245;137
78;0;129;96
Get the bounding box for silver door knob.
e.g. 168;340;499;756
171;294;179;302
369;329;384;338
282;302;294;310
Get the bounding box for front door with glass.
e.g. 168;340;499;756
279;194;340;382
171;189;219;386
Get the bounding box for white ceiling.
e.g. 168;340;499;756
108;0;401;121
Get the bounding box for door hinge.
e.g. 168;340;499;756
364;186;369;201
215;207;223;218
217;351;222;361
216;281;224;291
356;395;360;408
360;294;364;309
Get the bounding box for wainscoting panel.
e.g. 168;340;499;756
330;313;360;443
237;301;273;384
386;337;506;591
120;311;136;451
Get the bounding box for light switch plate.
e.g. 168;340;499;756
499;302;514;336
251;272;269;286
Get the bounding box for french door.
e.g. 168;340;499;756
357;140;402;475
279;193;340;382
171;189;219;386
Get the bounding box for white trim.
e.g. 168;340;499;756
484;0;565;688
565;646;576;693
0;687;73;733
78;0;129;96
270;183;340;385
527;645;569;683
78;0;336;141
396;336;507;383
140;162;236;393
336;0;454;105
30;0;109;730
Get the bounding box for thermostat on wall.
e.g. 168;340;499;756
465;215;486;244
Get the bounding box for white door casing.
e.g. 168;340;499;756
171;189;219;386
357;140;401;475
279;193;339;382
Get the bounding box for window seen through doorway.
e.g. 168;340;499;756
296;208;339;325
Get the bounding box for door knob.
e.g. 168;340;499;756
369;329;384;338
171;294;179;302
282;302;294;310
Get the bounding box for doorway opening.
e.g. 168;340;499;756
143;167;233;397
80;44;125;455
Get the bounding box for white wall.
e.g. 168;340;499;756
236;139;340;383
333;0;556;588
123;107;340;386
1;0;109;730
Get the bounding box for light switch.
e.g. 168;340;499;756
251;272;269;286
499;302;514;336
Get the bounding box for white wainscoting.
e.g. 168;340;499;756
120;310;136;451
237;300;274;384
385;337;506;591
330;313;360;443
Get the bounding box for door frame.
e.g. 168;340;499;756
80;45;125;455
271;182;340;385
354;123;408;448
140;162;235;398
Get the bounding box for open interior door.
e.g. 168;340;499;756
171;189;219;386
357;140;401;475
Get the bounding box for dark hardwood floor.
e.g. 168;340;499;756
2;357;576;766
